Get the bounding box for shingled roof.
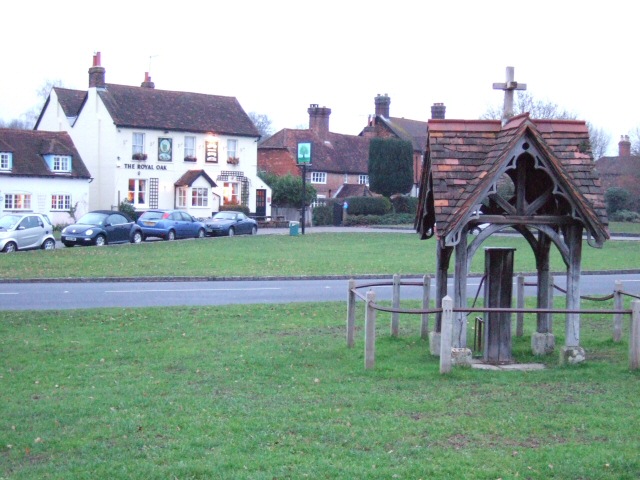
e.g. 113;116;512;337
259;129;370;174
174;170;217;188
377;116;428;152
416;114;609;245
0;129;91;178
42;84;259;138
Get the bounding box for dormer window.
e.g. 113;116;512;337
52;155;71;172
0;152;12;171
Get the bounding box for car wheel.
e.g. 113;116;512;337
94;235;106;246
3;241;17;253
228;227;235;237
42;238;56;250
131;231;143;244
166;230;176;241
251;225;257;235
196;228;205;239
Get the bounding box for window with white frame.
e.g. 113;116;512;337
223;182;239;204
52;155;71;172
128;178;147;205
227;139;238;162
132;133;145;158
176;187;187;208
311;172;327;184
359;174;369;185
51;194;71;210
5;193;31;210
0;152;12;170
191;188;208;207
184;136;196;160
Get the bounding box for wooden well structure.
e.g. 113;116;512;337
415;112;609;362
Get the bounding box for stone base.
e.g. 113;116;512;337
451;348;472;367
560;346;586;365
531;332;555;355
429;331;441;356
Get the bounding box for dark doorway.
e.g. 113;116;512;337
256;189;267;217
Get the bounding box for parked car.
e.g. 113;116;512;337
61;210;143;247
137;209;206;241
204;211;258;237
0;213;56;253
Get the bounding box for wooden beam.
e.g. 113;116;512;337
488;193;516;215
475;215;577;226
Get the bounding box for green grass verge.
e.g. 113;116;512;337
608;221;640;234
2;233;640;280
1;300;639;479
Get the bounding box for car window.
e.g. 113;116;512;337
237;213;246;221
141;211;163;220
109;213;128;225
181;212;193;222
42;214;52;226
170;212;181;221
78;212;108;225
0;215;20;229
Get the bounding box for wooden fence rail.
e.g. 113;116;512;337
347;275;640;373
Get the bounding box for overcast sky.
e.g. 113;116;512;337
2;0;637;155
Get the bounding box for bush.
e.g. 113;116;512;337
118;200;141;221
312;205;333;226
391;196;418;214
346;196;392;216
344;213;415;226
220;204;250;215
609;209;640;223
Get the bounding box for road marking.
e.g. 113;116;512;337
104;287;282;293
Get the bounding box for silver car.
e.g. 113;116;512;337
0;213;56;253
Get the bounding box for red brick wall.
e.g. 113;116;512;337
257;150;298;177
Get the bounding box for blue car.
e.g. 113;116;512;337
204;211;258;237
137;210;206;241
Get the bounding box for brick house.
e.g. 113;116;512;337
258;105;370;205
0;129;91;225
595;135;640;211
36;52;271;219
360;94;446;196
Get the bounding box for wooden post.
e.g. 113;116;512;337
548;274;554;334
365;290;377;369
453;234;468;348
440;296;453;374
536;235;552;334
347;278;356;348
565;225;583;347
613;280;623;343
435;243;452;333
516;274;525;337
421;275;431;340
391;274;400;337
630;300;640;370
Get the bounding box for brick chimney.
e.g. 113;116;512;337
619;135;631;157
308;104;331;139
88;52;106;89
431;103;446;120
375;94;390;118
141;72;155;89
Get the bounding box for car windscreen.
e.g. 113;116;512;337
0;215;20;229
77;213;108;225
214;213;236;220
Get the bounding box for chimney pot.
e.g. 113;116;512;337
619;134;631;157
308;104;331;139
431;103;446;120
374;94;390;118
88;51;106;89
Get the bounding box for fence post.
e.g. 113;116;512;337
440;295;453;374
391;274;400;337
630;300;640;371
516;274;524;337
548;274;554;333
613;280;623;343
347;279;356;348
365;290;377;369
421;275;431;340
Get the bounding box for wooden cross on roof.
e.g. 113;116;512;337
492;66;527;124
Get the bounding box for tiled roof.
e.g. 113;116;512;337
0;129;91;178
334;183;373;199
174;169;217;187
379;116;428;152
259;128;370;174
416;114;608;244
53;87;87;118
97;84;259;137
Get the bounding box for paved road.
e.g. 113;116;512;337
1;273;639;311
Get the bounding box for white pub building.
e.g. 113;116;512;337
36;52;271;219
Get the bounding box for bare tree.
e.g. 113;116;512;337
1;79;63;130
587;122;611;160
248;112;274;139
630;126;640;155
482;92;577;120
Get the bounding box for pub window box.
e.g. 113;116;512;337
132;153;148;160
227;156;239;165
184;156;197;162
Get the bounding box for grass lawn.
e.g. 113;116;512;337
2;233;640;280
608;221;640;235
2;299;639;479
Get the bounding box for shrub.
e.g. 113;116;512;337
312;205;333;226
118;200;140;220
346;196;392;216
391;195;418;214
220;204;250;215
344;213;414;226
609;209;640;223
